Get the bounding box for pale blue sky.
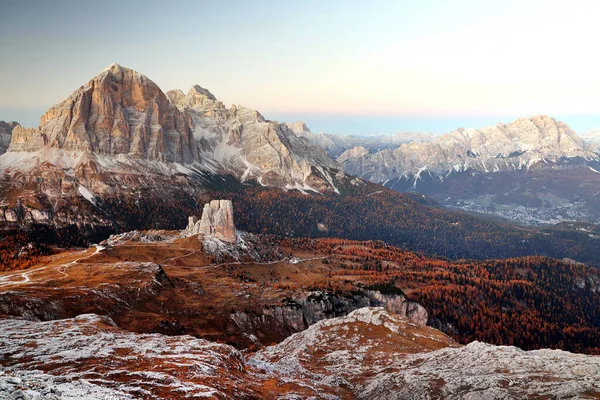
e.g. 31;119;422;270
1;0;599;134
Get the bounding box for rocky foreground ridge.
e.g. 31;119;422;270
1;308;599;399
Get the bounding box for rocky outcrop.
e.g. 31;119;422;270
363;289;428;326
338;115;600;183
185;200;236;243
231;289;428;341
0;121;17;154
252;307;600;399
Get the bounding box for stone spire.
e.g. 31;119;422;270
185;200;236;243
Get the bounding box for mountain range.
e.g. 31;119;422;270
3;63;600;398
294;116;600;225
3;65;600;267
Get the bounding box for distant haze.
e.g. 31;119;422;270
1;0;599;134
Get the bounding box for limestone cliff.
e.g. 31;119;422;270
8;64;197;162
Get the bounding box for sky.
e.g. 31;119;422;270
1;0;599;135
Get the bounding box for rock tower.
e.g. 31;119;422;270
186;200;236;243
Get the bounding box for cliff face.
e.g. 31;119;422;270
8;64;197;162
0;121;18;155
230;289;428;339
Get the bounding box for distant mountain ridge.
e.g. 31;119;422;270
324;115;600;225
337;115;598;184
285;121;436;158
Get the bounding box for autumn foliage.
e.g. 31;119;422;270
285;237;600;354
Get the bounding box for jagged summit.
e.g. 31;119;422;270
103;62;125;71
189;84;217;101
167;84;221;110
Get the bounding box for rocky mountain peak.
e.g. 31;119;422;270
189;84;217;101
286;121;310;134
168;85;220;110
8;63;197;162
337;145;370;161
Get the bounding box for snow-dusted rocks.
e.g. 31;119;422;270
185;199;236;243
251;307;600;399
0;314;265;399
357;341;600;399
1;306;600;398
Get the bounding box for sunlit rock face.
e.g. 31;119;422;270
7;63;197;162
